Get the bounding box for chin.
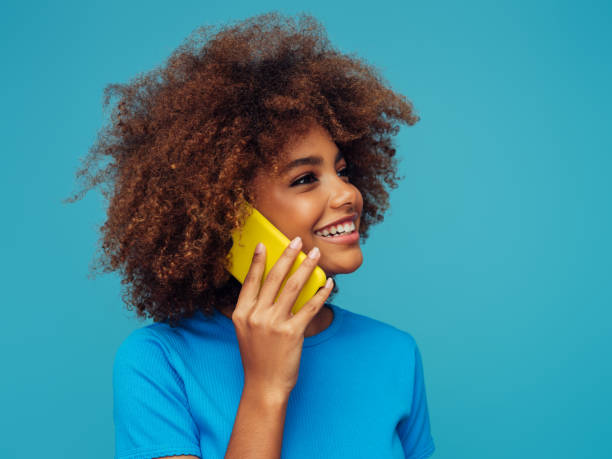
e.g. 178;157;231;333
321;254;363;276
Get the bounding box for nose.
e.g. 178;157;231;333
329;175;359;210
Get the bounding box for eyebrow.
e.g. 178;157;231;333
280;150;344;175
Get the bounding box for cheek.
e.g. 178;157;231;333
268;197;321;239
353;186;364;212
356;187;364;206
291;201;321;229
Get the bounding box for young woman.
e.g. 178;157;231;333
67;12;435;459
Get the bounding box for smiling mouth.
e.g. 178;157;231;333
312;219;360;246
314;220;357;238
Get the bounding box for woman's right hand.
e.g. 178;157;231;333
231;236;333;402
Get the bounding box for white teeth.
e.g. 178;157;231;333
315;220;357;237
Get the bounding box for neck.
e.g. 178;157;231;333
218;303;333;338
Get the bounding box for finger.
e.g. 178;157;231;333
257;236;302;307
273;246;321;318
235;242;267;311
289;277;334;329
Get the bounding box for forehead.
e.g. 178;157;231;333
274;125;342;172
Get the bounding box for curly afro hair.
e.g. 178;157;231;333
64;12;419;326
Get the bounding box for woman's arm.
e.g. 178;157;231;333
224;383;289;458
221;240;331;458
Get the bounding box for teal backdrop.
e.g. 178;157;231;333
2;1;611;457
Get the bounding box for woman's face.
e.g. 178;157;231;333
251;123;364;277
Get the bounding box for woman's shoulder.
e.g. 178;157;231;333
113;310;224;372
113;324;176;374
116;310;214;350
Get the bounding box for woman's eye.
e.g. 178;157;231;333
291;173;316;187
290;168;349;187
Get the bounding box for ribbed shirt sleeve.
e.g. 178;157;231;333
112;327;202;459
397;340;435;458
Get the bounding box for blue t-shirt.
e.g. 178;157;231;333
113;303;435;458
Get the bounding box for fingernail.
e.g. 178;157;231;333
308;247;320;259
290;236;302;249
255;242;264;254
325;277;333;289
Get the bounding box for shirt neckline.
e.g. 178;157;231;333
210;303;344;347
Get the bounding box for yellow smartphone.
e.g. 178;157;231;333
226;202;328;316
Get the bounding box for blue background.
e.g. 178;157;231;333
2;1;611;457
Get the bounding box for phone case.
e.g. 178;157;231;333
226;202;328;316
